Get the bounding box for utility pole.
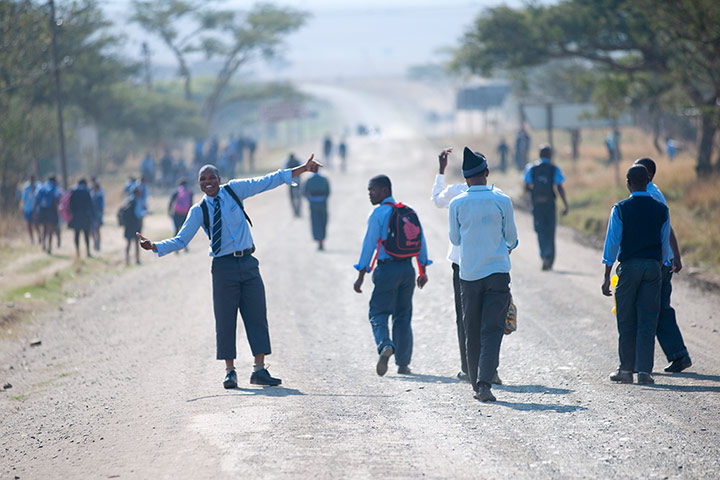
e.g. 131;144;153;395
141;42;152;90
49;0;69;190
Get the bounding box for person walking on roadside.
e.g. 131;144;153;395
35;175;61;254
524;145;569;270
449;148;518;402
168;179;193;236
303;170;330;251
137;155;322;389
322;135;333;168
431;148;503;385
90;178;104;251
20;175;40;244
121;186;144;265
602;164;670;385
338;139;348;172
68;178;94;258
634;157;692;373
353;175;431;376
284;153;302;217
496;138;509;173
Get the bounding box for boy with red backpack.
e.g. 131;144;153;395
353;175;431;376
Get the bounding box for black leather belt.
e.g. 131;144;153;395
219;246;255;258
378;257;410;264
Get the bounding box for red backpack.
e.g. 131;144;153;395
174;186;192;215
371;202;423;270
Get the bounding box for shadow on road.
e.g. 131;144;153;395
653;371;720;383
645;384;720;393
495;384;574;395
493;401;587;413
186;386;305;402
386;372;461;384
547;270;593;277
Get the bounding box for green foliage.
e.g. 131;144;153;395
453;0;720;172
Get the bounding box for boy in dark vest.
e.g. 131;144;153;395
602;165;670;385
524;145;569;270
353;175;431;376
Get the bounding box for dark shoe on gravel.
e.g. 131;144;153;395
610;370;633;383
474;384;496;402
376;345;394;376
250;368;282;386
637;373;655;385
223;370;238;389
397;365;411;375
664;357;692;373
457;371;470;382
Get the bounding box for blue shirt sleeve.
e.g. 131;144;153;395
523;164;532;184
155;204;203;257
602;205;623;265
554;166;565;184
660;210;671;262
449;200;461;246
502;196;519;250
354;210;383;271
227;169;292;199
417;218;431;267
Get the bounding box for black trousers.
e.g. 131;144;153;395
461;273;510;391
451;263;468;374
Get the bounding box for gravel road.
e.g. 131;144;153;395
2;83;719;479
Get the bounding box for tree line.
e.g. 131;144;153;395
0;0;306;212
452;0;720;174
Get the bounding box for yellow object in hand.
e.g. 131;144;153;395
611;274;619;314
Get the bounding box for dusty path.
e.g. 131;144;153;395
2;83;720;479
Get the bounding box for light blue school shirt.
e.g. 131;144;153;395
601;191;671;266
449;185;519;281
155;169;292;257
523;157;565;184
354;196;431;272
646;181;673;265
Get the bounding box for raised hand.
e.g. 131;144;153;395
438;148;452;174
305;153;323;173
136;232;156;251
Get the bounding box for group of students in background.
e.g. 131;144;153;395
20;175;105;257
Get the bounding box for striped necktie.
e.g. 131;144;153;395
211;196;222;255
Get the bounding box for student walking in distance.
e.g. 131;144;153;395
137;155;322;389
90;178;104;251
284;153;302;217
354;175;431;376
68;178;94;259
431;148;502;385
524;145;569;270
168;179;193;236
449;148;518;402
120;187;145;265
303;170;330;251
20;175;40;244
633;158;692;373
35;175;61;254
602;165;670;385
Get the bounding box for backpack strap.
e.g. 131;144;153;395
222;185;253;227
200;200;210;238
369;202;398;271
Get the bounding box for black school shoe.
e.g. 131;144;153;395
250;368;282;386
223;370;238;389
474;384;496;402
664;357;692;373
610;370;633;383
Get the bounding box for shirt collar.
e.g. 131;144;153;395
630;191;652;197
468;184;493;192
540;157;551;163
380;196;395;205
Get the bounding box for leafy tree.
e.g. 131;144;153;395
132;1;307;126
453;0;720;173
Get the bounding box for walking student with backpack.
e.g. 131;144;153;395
136;156;322;390
118;186;145;265
35;175;61;254
68;178;94;259
168;179;193;236
353;175;431;376
524;145;569;270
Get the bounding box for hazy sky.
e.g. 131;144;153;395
103;0;528;80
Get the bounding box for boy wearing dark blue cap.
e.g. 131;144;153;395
449;148;518;402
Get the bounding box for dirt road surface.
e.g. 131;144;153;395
3;83;720;479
